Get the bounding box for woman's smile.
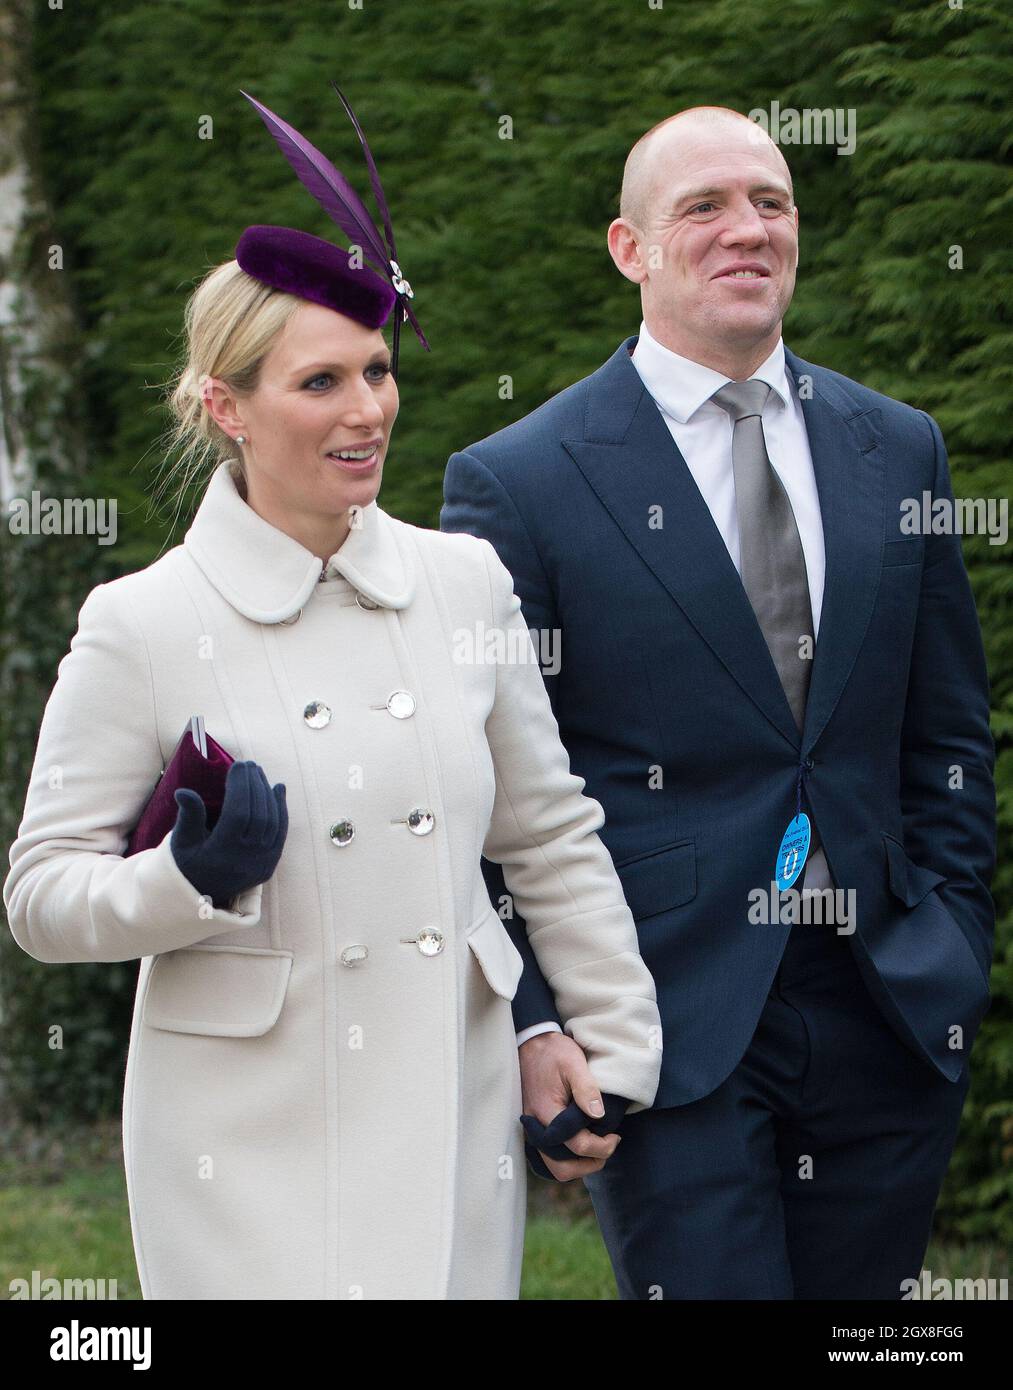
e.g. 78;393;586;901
325;437;383;474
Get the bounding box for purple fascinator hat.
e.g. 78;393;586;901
236;83;429;379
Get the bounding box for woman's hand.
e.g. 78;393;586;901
170;760;288;907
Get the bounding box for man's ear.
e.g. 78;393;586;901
793;204;800;268
607;218;650;286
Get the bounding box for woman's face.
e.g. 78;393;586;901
209;300;399;548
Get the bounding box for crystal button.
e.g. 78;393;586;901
355;592;380;611
340;944;368;967
415;928;445;957
406;808;435;836
304;700;332;729
386;690;416;719
329;820;355;847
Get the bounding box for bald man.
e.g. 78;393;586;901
441;107;995;1299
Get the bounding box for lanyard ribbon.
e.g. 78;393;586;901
795;761;807;820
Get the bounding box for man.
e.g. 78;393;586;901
440;106;995;1299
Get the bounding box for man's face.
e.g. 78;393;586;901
623;121;799;358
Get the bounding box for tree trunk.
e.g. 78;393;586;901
0;0;107;1124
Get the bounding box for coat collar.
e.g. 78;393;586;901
183;461;415;623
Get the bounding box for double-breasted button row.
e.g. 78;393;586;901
303;691;416;727
308;669;434;962
340;928;445;965
329;808;434;845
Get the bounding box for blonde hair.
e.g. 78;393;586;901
153;259;303;531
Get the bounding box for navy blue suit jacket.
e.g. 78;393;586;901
440;337;996;1109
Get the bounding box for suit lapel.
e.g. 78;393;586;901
563;338;884;754
564;338;799;748
786;349;884;752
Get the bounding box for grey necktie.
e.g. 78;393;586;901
711;380;814;733
711;380;830;891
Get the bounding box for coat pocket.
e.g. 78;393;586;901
881;537;924;567
466;910;524;1001
142;944;293;1037
613;839;697;921
882;831;946;907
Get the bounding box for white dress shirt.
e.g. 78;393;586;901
516;321;827;1047
631;319;825;629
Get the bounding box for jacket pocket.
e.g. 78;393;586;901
142;944;293;1037
466;910;524;1000
881;537;924;567
614;838;697;921
882;832;946;907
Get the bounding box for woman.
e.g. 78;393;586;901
2;93;661;1300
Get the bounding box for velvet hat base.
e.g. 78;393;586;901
236;224;396;328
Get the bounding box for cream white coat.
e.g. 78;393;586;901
4;460;661;1300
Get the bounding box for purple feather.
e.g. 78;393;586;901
398;297;430;352
327;82;429;351
328;80;398;261
241;86;430;359
240;90;390;273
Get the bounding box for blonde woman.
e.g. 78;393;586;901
3;93;661;1299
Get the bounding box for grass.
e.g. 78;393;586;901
0;1152;615;1300
1;1163;140;1299
1;1122;1007;1300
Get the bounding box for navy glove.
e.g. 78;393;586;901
522;1092;630;1181
170;760;288;909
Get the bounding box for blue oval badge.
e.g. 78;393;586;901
775;813;811;891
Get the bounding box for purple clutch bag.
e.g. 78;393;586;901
125;716;235;857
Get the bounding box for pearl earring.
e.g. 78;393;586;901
235;435;247;446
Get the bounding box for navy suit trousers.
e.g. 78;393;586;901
584;919;971;1300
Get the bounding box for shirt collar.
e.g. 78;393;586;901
630;319;792;423
183;460;415;624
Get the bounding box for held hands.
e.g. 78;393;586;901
170;760;288;908
518;1031;629;1181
